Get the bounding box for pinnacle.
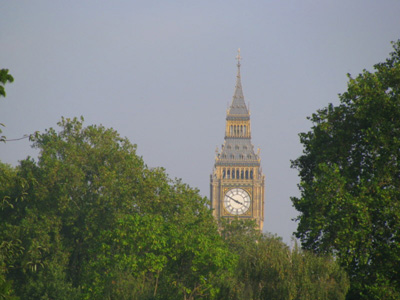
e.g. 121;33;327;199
228;53;249;116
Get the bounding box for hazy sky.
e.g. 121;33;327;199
1;1;399;244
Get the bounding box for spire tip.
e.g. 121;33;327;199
236;48;241;67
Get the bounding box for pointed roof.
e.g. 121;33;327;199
215;137;260;167
228;49;249;117
214;49;260;167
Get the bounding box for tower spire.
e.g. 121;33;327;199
228;48;248;116
236;48;241;67
235;48;242;94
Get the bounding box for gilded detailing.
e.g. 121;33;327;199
225;121;251;138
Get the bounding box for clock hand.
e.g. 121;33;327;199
226;195;244;206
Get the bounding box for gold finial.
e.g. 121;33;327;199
236;48;241;66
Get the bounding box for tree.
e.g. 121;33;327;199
0;117;235;299
291;40;400;299
218;220;349;300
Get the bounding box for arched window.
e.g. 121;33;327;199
250;170;253;179
236;169;240;179
245;170;249;179
247;154;252;159
240;125;243;136
241;170;244;179
227;170;230;179
244;125;247;135
223;169;226;179
230;125;233;136
232;168;235;179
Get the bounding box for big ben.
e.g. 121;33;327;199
210;50;265;231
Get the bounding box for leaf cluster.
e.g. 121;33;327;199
0;69;13;98
0;69;14;142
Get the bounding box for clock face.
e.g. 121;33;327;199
224;188;251;215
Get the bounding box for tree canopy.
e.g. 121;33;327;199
292;40;400;299
218;220;349;300
0;117;235;300
0;117;349;299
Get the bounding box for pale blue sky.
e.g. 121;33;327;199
1;1;399;244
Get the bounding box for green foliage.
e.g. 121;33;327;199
0;116;352;299
0;69;14;142
0;117;233;300
0;69;13;98
0;240;21;300
0;163;22;300
218;220;349;300
292;40;400;298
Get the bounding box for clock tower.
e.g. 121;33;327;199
210;50;265;231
